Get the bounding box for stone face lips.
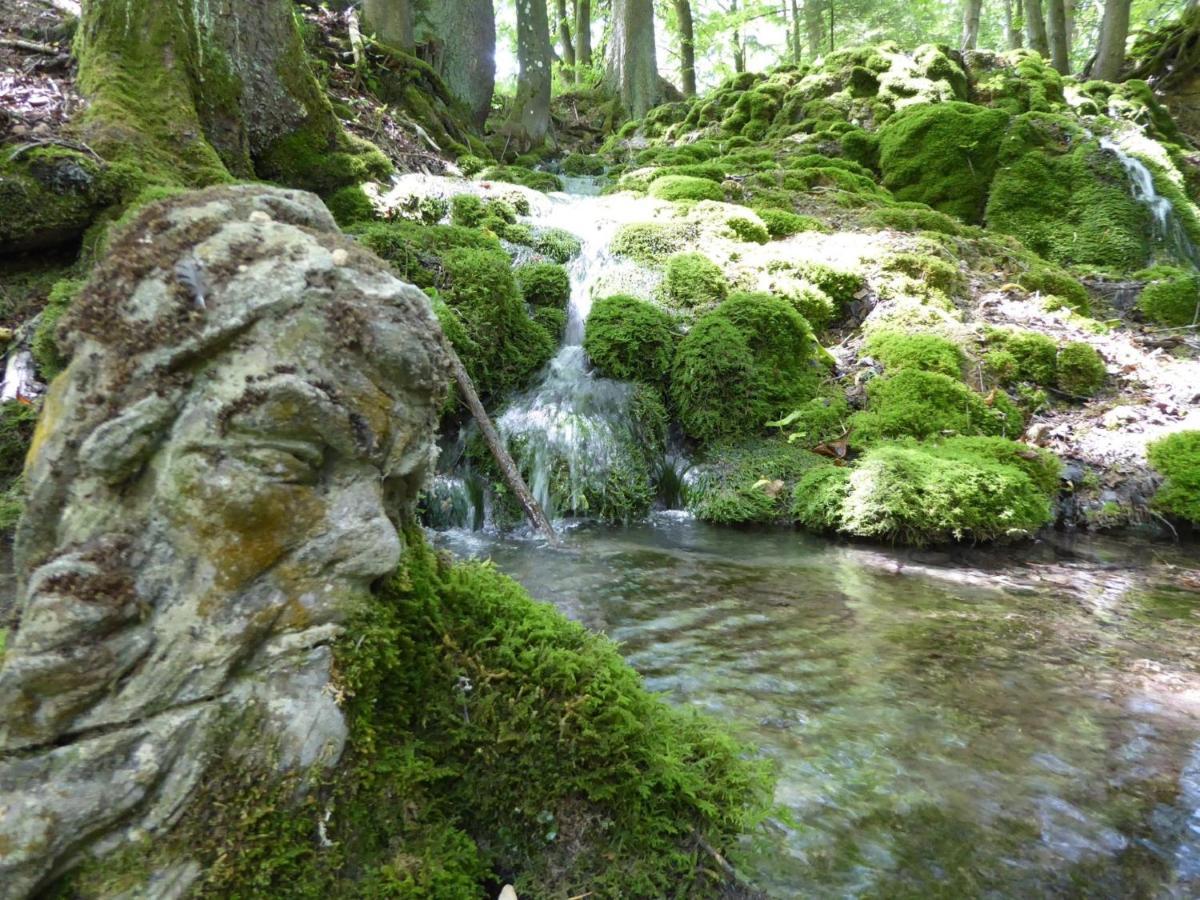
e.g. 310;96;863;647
0;185;450;898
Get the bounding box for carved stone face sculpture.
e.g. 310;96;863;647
0;186;449;896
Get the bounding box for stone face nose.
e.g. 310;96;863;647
317;476;404;581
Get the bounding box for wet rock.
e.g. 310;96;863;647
0;185;450;896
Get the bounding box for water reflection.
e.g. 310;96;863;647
435;520;1200;898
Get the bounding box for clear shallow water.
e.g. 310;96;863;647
436;519;1200;898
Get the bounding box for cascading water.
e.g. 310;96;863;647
1102;138;1200;274
494;183;668;524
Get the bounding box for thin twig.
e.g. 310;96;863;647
0;38;62;55
7;138;103;162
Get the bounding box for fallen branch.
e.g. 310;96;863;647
7;137;103;162
0;38;62;55
445;345;559;545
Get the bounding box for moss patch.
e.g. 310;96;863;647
583;294;678;385
1148;431;1200;525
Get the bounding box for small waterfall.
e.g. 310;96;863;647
1101;138;1200;270
495;184;665;523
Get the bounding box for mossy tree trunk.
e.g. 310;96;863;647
503;0;554;150
1046;0;1070;73
675;0;697;96
1024;0;1051;56
1094;0;1132;80
413;0;497;129
1005;0;1025;49
608;0;661;117
575;0;592;74
805;0;824;57
791;0;803;62
363;0;414;51
556;0;576;66
76;0;389;194
731;0;746;73
962;0;983;49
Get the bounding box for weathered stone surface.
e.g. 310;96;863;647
0;185;450;897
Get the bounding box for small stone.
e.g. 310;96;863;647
498;886;519;900
331;248;349;266
248;210;272;224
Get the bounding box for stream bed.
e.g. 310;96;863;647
437;519;1200;898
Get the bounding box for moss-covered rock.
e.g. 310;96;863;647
1148;431;1200;525
516;262;571;309
479;165;563;192
986;114;1151;273
610;222;696;264
989;329;1059;386
1056;342;1106;397
561;153;606;176
0;147;115;254
755;208;827;237
1136;265;1200;326
663;252;728;309
648;175;726;202
31;279;87;381
686;438;826;525
672;292;822;443
794;436;1059;544
863;330;965;378
324;185;378;227
851;369;1024;444
0;402;37;531
877;102;1009;224
583;294;678;385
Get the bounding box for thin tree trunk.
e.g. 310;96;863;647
1093;0;1131;80
607;0;660;117
1065;0;1076;60
1046;0;1069;72
782;0;792;61
962;0;983;49
829;0;835;52
674;0;697;96
804;0;823;57
557;0;576;66
1025;0;1050;56
791;0;803;62
363;0;413;51
575;0;592;73
731;0;745;73
504;0;553;149
1005;0;1024;48
447;349;558;544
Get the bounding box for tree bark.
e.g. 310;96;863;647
412;1;496;129
363;0;413;51
962;0;983;49
76;0;385;193
503;0;553;150
1005;0;1024;48
674;0;697;96
1046;0;1069;72
575;0;592;71
1024;0;1050;56
447;349;558;544
791;0;803;62
556;0;576;66
1094;0;1132;80
804;0;823;57
607;0;661;117
731;0;745;72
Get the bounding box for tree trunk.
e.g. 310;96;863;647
1046;0;1069;72
76;0;386;193
413;0;497;128
791;0;803;62
1025;0;1050;56
575;0;592;72
674;0;697;96
1065;0;1076;59
1005;0;1024;48
557;0;576;66
503;0;553;150
804;0;823;57
1094;0;1132;80
731;0;745;72
962;0;983;49
447;349;558;544
363;0;413;50
607;0;661;117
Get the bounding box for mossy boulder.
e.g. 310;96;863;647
686;438;826;525
583;294;678;385
1136;266;1200;326
479;165;563;192
863;331;965;379
1148;431;1200;525
1056;342;1106;397
610;222;696;264
986;114;1151;273
561;153;606;176
672;292;822;443
877;101;1009;224
0;147;115;254
648;175;725;202
794;437;1060;544
663;252;728;309
516;262;571;309
851;369;1024;444
989;329;1058;386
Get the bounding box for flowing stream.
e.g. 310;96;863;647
438;519;1200;898
418;176;1200;896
